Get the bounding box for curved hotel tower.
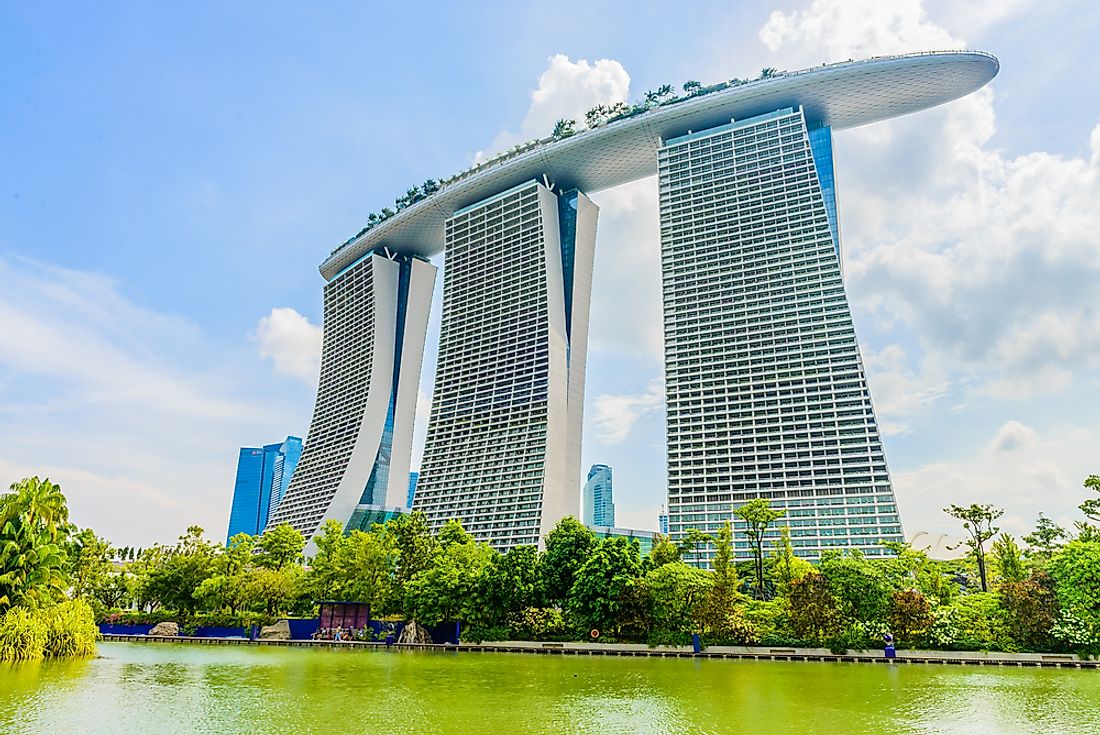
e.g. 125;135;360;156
272;51;999;558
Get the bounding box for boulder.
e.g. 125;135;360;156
397;620;433;644
148;621;179;637
259;619;291;640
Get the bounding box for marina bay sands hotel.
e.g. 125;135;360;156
268;51;999;560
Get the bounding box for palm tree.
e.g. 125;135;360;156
3;477;69;542
584;105;607;129
644;89;660;106
552;119;576;138
682;80;702;94
759;67;778;79
657;83;674;98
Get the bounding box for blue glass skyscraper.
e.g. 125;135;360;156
583;464;615;528
407;471;418;508
226;435;303;542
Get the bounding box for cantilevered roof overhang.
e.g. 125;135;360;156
321;50;998;278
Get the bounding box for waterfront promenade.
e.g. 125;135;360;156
99;633;1097;668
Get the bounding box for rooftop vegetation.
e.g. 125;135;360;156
331;68;786;256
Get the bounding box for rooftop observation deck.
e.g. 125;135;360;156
321;50;998;278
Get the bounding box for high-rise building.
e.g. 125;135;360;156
226;436;302;542
658;505;669;535
414;180;598;549
266;251;436;548
659;107;903;562
583;464;615;527
276;52;997;552
407;471;419;508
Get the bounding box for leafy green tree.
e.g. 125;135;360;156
254;523;304;570
732;498;785;599
818;550;892;623
644;534;681;570
1022;514;1067;564
243;565;304;616
1048;541;1100;631
945;503;1003;592
991;533;1026;583
539;517;596;605
646;562;711;634
682;80;702;94
0;477;71;610
338;530;397;619
306;519;348;601
697;521;746;635
1080;474;1100;524
552;119;577;138
66;528;114;611
787;572;841;641
479;545;539;625
384;511;439;607
405;521;494;626
567;536;643;635
143;526;216;613
772;525;812;595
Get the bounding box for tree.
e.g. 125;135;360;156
66;528;113;609
732;498;785;599
1022;514;1067;563
656;83;674;100
338;530;396;620
944;503;1003;592
0;477;71;610
308;519;349;601
991;533;1026;583
584;105;608;129
539;517;596;605
243;566;304;616
479;545;539;625
698;522;748;636
819;550;892;623
1081;474;1100;523
788;572;841;641
143;526;216;613
682;80;702;94
254;523;304;570
405;522;494;626
772;525;812;595
552;119;576;138
567;536;643;635
759;67;778;79
887;588;932;646
646;562;711;634
998;571;1060;650
1048;541;1100;629
644;534;681;570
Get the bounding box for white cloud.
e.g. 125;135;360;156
590;381;664;444
988;420;1039;453
478;54;630;160
255;307;322;384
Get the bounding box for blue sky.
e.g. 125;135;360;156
2;0;1098;551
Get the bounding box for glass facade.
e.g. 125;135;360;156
407;471;419;508
659;106;904;563
587;525;656;557
582;464;615;527
226;436;302;542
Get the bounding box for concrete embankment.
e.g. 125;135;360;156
99;634;1097;668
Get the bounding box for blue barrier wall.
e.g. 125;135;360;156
193;626;248;638
287;618;319;640
99;623;155;635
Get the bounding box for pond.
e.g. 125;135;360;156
2;642;1098;734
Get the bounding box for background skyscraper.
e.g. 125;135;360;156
583;464;615;527
226;435;302;542
407;471;418;508
658;505;669;535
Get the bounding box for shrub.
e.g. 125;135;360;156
462;625;512;643
998;572;1059;651
509;607;567;641
887;589;933;647
42;599;98;658
0;607;47;661
944;593;1014;651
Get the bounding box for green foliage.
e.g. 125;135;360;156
887;588;932;647
0;477;71;610
644;534;681;570
772;525;812;596
998;571;1060;651
0;606;46;661
1080;474;1100;523
41;598;98;658
646;562;711;634
540;517;596;605
567;536;643;635
1048;540;1100;642
1022;514;1067;564
254;523;305;570
732;498;785;600
479;545;539;625
819;550;892;623
942;593;1014;651
384;511;440;607
509;607;567;641
405;522;495;626
991;534;1026;583
944;503;1003;592
787;572;841;641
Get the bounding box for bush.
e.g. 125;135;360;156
509;607;568;641
462;625;512;643
647;629;692;647
942;593;1015;651
0;607;47;661
42;599;98;658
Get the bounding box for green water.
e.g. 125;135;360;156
2;643;1098;734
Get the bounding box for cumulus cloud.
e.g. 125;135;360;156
478;54;630;160
255;307;322;384
590;381;664;444
988;420;1039;453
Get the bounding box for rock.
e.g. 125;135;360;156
259;619;291;640
148;621;179;637
397;620;433;644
